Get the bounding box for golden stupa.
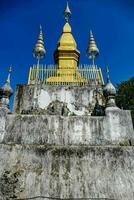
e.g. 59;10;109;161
47;1;87;84
28;1;104;86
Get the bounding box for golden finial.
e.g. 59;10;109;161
32;25;46;82
64;0;71;22
57;1;77;51
33;25;46;61
86;30;99;65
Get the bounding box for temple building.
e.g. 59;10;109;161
0;1;133;200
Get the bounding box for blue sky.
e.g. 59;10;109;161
0;0;134;96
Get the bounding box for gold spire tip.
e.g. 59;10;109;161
64;0;71;22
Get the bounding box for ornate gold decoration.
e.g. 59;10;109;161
47;1;87;84
87;31;99;65
33;25;46;60
64;0;71;22
32;25;46;82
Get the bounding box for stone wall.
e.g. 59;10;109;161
0;109;133;146
1;83;134;200
0;108;134;199
13;85;103;115
0;145;134;200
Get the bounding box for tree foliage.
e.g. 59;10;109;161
116;77;134;126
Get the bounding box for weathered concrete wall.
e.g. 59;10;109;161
13;85;102;115
0;145;134;200
0;107;133;199
0;108;6;142
0;109;133;146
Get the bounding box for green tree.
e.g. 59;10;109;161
116;77;134;126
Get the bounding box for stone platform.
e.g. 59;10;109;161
0;107;133;199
